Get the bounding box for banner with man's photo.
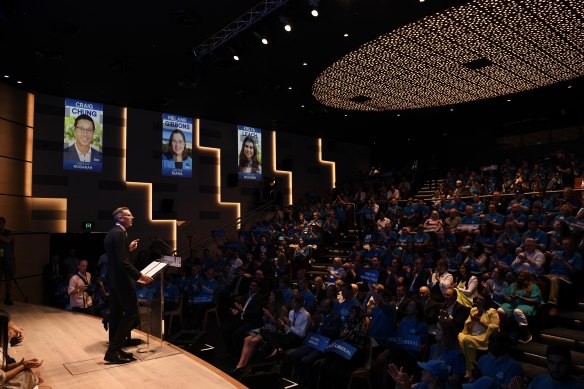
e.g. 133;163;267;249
63;98;103;172
162;113;193;178
237;125;262;181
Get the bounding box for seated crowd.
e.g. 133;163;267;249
42;151;584;388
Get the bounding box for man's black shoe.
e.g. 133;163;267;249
104;350;133;364
123;338;143;347
119;350;136;360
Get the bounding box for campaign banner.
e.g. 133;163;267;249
387;334;421;351
327;339;357;360
162;113;193;177
237;125;262;181
63;98;104;172
361;269;379;283
190;293;214;304
304;332;330;352
567;220;584;231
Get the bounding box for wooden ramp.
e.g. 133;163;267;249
5;302;246;389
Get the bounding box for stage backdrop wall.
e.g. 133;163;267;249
0;82;370;274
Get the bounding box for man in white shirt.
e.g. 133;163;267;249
68;259;94;314
268;294;311;357
511;238;545;276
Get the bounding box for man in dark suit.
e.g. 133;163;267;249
418;286;441;327
103;207;153;364
438;287;469;332
63;114;102;163
229;266;250;303
222;278;265;355
395;284;412;321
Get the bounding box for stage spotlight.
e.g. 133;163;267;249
254;32;269;45
309;0;320;17
228;46;240;61
279;15;292;32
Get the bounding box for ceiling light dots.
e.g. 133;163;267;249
313;0;583;111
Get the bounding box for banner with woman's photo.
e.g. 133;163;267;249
162;113;193;178
237;125;262;181
63;98;103;172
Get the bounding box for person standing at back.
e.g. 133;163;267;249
0;217;15;305
103;207;153;364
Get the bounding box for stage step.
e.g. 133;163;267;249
519;361;547;380
511;341;584;374
337;241;357;250
539;327;584;352
556;310;584;330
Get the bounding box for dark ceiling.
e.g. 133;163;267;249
1;0;583;147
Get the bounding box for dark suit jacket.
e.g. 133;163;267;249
230;274;250;298
63;144;102;163
420;298;441;326
241;292;266;328
395;295;412;321
315;311;342;340
442;301;470;332
104;225;141;300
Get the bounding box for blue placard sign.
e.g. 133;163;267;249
361;269;379;283
327;339;357;360
304;332;330;352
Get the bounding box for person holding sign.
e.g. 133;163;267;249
238;135;262;174
320;305;368;389
63;114;102;163
290;298;342;388
163;129;192;170
376;299;428;388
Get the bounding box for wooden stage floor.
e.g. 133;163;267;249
5;302;246;389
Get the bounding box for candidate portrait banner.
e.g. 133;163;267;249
162;113;193;178
237;125;262;181
63;98;104;172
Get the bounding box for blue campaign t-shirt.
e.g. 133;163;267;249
429;344;465;376
477;353;523;386
368;304;396;344
336;298;360;322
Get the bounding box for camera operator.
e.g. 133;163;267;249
68;259;94;314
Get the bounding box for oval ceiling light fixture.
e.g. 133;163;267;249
312;0;583;112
